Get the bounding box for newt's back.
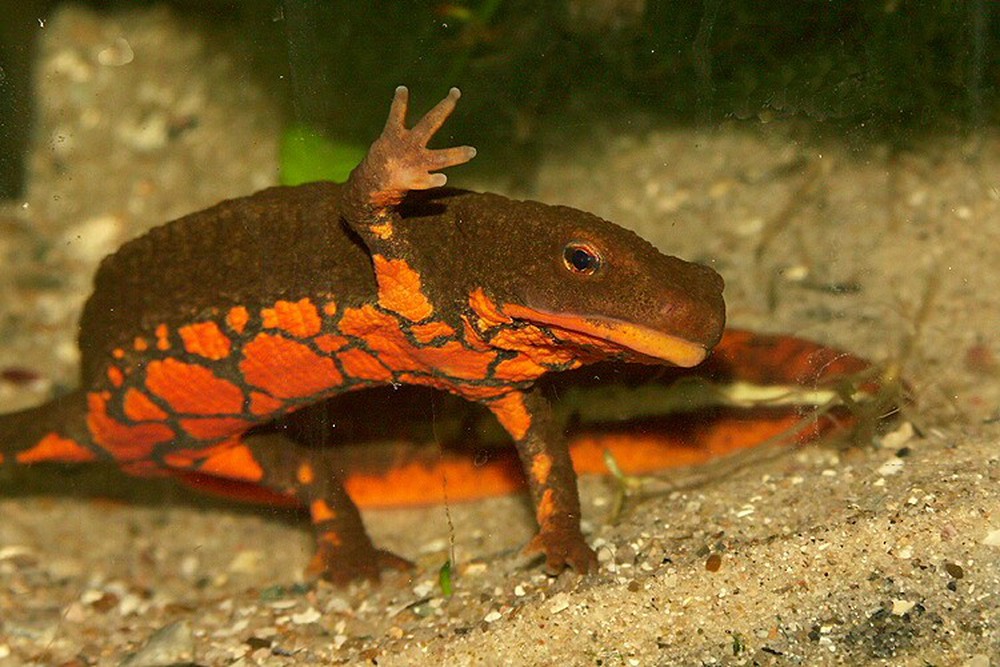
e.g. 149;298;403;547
78;181;375;383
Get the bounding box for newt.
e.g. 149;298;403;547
0;87;725;584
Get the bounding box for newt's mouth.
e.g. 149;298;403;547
502;304;708;368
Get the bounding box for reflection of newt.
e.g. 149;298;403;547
249;327;882;510
0;87;725;584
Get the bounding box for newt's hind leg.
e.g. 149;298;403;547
231;432;412;584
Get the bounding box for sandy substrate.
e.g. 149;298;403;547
1;5;998;666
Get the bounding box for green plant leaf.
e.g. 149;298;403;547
280;124;366;186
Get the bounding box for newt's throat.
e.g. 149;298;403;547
501;304;707;368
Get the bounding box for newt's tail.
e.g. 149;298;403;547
0;391;100;468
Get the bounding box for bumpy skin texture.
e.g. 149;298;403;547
0;87;725;583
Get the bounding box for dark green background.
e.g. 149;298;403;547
1;0;996;197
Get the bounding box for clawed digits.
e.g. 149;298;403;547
307;540;413;585
526;528;599;575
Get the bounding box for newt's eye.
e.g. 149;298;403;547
563;242;602;275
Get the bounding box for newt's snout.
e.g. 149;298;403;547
657;261;726;360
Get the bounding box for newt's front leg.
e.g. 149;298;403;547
341;87;595;575
489;389;598;574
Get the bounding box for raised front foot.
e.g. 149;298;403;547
357;86;477;207
525;526;599;576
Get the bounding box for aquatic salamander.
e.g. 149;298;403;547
0;88;725;583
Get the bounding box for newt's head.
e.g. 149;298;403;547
409;191;726;369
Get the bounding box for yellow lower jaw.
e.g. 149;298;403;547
502;304;708;368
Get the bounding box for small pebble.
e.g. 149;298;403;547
548;593;571;614
881;422;915;450
0;545;35;562
705;553;722;572
228;550;263;574
325;597;351;614
291;608;321;625
180;554;199;578
97;36;135;66
463;562;487;576
412;581;434;597
119;621;194;667
419;538;448;554
245;636;271;651
877;457;905;477
784;265;810;282
63;601;88;624
118;593;143;616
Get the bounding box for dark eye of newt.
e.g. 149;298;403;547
562;242;602;275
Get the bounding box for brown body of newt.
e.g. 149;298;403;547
0;88;725;583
